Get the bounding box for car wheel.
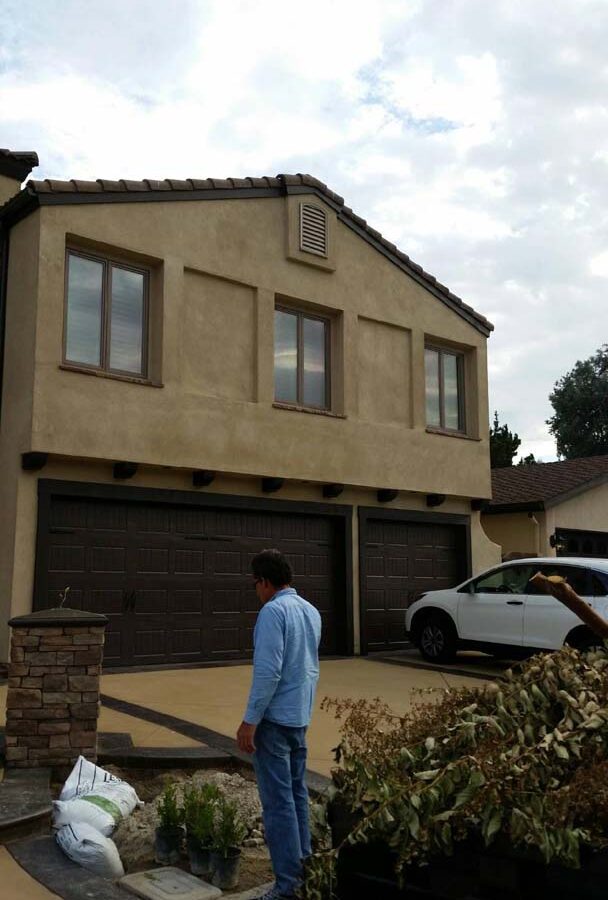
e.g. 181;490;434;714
417;614;457;663
565;627;602;652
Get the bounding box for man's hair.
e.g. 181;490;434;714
251;549;293;588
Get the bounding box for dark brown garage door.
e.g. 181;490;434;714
361;513;468;653
36;493;345;667
556;527;608;558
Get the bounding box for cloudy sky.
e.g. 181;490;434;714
2;0;607;461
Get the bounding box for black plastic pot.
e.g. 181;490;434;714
154;825;183;866
329;797;608;900
186;834;213;879
210;848;241;890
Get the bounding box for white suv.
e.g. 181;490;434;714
405;557;608;662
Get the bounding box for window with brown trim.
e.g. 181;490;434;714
64;249;149;378
425;345;465;432
274;305;330;410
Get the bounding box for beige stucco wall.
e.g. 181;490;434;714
481;511;544;559
483;483;608;561
3;457;500;660
0;212;41;656
0;191;499;660
21;196;491;497
546;483;608;535
0;174;21;206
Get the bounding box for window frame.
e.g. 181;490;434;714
425;343;466;434
274;304;331;411
63;248;150;380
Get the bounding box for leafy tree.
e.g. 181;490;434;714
547;345;608;459
489;411;521;468
518;453;537;465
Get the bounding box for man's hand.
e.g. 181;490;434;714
237;721;257;753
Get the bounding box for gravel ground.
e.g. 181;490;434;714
109;767;274;894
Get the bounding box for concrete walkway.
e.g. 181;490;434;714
0;657;482;898
101;657;479;776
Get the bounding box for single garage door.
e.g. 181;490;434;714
361;514;468;653
36;493;345;667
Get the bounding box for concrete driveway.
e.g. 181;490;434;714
101;657;483;776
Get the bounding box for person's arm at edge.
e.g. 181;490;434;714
237;605;284;753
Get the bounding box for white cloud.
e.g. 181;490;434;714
3;0;608;461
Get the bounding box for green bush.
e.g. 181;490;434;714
157;783;181;830
212;797;247;856
300;644;608;898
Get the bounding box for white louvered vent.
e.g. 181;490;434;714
299;203;328;257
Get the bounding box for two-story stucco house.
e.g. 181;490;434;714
0;148;500;668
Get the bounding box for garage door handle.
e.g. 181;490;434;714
506;600;523;605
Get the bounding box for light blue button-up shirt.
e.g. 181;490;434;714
244;587;322;728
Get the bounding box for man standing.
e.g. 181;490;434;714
237;549;322;900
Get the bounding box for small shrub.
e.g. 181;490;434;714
213;797;247;855
157;783;181;830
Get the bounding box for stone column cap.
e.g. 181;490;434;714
9;607;108;627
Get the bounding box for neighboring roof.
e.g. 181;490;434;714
0;149;39;182
0;172;493;336
487;455;608;513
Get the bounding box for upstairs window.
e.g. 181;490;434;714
299;203;328;257
274;306;330;409
425;345;465;432
64;250;149;378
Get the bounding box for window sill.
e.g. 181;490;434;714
273;402;345;419
426;427;480;442
59;364;163;388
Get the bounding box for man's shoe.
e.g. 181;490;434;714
252;885;293;900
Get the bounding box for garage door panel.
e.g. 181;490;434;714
135;547;168;573
172;589;203;614
133;628;167;662
103;630;124;666
134;505;171;534
211;588;241;614
90;546;127;573
88;502;128;532
90;589;124;616
362;516;467;652
174;549;204;574
39;495;345;667
50;498;89;529
49;545;86;573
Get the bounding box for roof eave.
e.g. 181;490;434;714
0;186;40;231
484;500;546;515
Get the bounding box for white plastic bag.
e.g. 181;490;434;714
53;781;143;835
56;822;125;879
59;756;123;801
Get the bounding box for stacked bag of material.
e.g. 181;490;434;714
54;756;143;878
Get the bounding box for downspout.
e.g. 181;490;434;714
528;512;541;557
0;225;9;427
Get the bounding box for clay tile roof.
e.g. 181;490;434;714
490;455;608;509
10;170;494;335
0;149;39;181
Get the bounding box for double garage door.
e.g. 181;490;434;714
35;488;346;668
34;484;470;666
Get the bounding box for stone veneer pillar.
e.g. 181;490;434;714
5;607;108;770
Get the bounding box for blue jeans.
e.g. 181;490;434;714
253;718;310;897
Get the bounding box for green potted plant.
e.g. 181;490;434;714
154;782;183;865
182;783;222;879
210;797;247;890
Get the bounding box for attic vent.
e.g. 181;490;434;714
299;203;328;257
